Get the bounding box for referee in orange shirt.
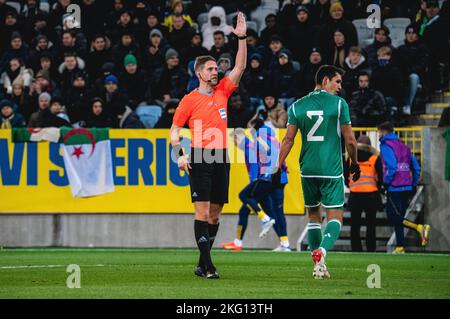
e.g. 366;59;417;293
170;12;247;279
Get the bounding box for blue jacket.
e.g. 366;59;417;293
379;132;420;192
238;124;288;184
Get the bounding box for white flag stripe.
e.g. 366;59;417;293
29;128;60;143
61;140;114;198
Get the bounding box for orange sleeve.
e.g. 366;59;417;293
218;76;238;99
172;96;192;127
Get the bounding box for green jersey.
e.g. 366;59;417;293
287;89;351;178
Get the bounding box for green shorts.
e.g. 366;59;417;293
301;176;345;209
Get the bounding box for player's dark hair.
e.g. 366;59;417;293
194;55;216;71
315;65;344;85
377;121;394;133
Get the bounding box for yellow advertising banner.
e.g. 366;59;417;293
0;129;304;214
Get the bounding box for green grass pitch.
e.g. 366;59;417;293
0;248;449;299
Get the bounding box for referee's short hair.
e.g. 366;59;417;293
194;55;216;71
315;65;344;85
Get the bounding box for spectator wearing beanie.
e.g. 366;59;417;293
86;34;113;81
119;53;152;108
0;10;23;55
242;52;269;109
1;98;26;128
316;1;358;56
100;74;129;121
180;30;209;68
151;48;188;104
28;34;56;73
137;10;169;45
65;70;91;124
41;96;71;128
0;32;30;73
28;92;51;128
288;5;318;65
260;14;282;47
109;9;138;44
395;24;428;115
267;48;299;107
111;31;142;73
142;28;171;74
297;47;324;98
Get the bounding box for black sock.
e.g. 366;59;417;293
198;223;220;269
208;223;220;249
194;220;214;271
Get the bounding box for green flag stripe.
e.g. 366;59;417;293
61;128;109;145
11;128;32;142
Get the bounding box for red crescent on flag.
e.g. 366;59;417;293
62;128;96;158
27;128;42;134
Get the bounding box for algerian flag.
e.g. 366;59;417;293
12;127;61;143
60;127;114;198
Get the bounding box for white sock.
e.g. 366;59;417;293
320;247;327;257
234;239;242;247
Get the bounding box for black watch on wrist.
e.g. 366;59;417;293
237;35;247;40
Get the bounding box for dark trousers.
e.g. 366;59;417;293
348;192;380;252
386;191;410;247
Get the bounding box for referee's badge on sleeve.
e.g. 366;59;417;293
219;108;227;120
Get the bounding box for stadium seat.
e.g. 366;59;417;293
292;60;300;72
136;105;162;128
6;1;21;13
353;18;375;48
247;21;258;33
260;0;279;11
383;18;411;48
196;12;209;28
226;12;239;25
40;2;50;13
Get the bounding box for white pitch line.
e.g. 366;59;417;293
0;264;109;269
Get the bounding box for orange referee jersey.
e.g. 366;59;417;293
173;76;237;149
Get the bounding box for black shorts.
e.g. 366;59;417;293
188;148;230;204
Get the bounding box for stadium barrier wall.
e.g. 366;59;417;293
0;129;304;214
1;128;449;251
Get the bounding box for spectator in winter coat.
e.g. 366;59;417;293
57;52;85;96
363;26;395;68
288;5;317;65
0;57;33;96
167;14;195;53
370;46;404;114
209;30;232;61
297;47;324;98
119;53;152;108
180;30;209;68
85;97;113;128
342;46;369;98
316;1;358;55
227;92;254;129
248;91;288;129
28;92;51;128
267;49;299;107
242;52;269;109
142;29;171;75
0;32;30;74
0;98;26;128
86;34;113;81
349;72;388;127
41;96;71;128
395;24;428;115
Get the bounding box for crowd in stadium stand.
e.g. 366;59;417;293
0;0;449;130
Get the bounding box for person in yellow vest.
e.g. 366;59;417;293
344;135;383;252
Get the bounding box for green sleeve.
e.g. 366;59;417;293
339;98;351;125
287;104;298;126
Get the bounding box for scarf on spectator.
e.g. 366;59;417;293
6;67;20;84
1;114;14;129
